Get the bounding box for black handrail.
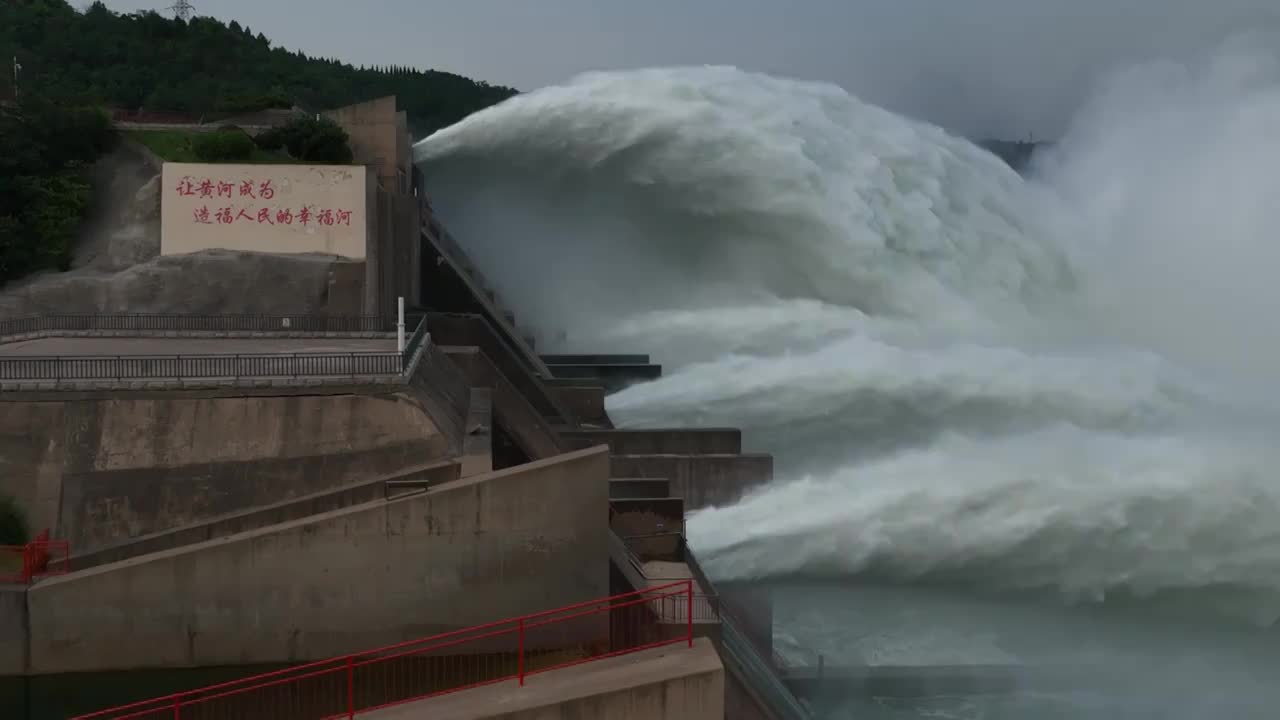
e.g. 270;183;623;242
0;314;390;337
0;352;403;381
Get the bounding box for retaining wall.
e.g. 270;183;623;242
69;460;460;570
0;391;451;550
25;446;612;675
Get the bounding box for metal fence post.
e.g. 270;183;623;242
172;699;181;719
347;656;355;719
518;618;525;686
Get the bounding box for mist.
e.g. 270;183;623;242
1033;31;1280;387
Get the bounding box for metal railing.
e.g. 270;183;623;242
0;315;432;382
72;580;706;720
684;545;811;719
0;530;70;585
0;314;389;337
0;352;403;382
400;313;429;369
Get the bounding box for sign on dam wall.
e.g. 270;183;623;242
160;162;371;259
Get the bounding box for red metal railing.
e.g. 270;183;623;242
0;530;70;585
73;580;708;720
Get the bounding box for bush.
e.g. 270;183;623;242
0;495;28;546
255;116;353;163
192;129;256;162
0;97;115;286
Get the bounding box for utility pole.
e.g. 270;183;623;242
167;0;194;21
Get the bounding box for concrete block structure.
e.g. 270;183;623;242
0;93;807;720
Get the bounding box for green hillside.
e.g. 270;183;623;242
0;0;518;137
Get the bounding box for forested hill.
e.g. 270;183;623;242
0;0;518;137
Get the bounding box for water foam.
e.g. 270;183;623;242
414;41;1280;627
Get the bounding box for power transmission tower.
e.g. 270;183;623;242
167;0;195;21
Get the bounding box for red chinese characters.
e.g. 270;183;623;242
187;206;354;226
179;173;356;229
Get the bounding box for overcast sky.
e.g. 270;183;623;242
101;0;1280;139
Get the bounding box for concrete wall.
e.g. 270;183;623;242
323;96;410;193
161;163;369;259
724;670;776;720
378;640;724;720
554;387;611;428
70;460;461;570
425;314;571;425
461;388;494;477
365;188;420;320
609;455;774;512
405;340;473;452
443;347;564;461
0;392;451;550
0;587;25;675
25;446;612;674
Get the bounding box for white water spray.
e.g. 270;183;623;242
415;36;1280;697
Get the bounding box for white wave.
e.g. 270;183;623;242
415;39;1280;623
688;426;1280;625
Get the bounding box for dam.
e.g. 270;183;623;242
0;94;806;720
7;49;1280;719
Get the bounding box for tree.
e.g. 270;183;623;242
0;0;519;136
193;129;256;161
256;115;354;163
0;96;116;284
0;495;29;546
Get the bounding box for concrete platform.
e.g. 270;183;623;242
0;337;395;356
364;638;723;720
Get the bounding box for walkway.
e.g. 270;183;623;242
363;639;723;720
0;337;394;355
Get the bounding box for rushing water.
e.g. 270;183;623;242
415;33;1280;718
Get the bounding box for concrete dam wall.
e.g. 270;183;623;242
0;390;452;551
20;446;611;675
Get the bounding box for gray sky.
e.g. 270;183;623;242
101;0;1280;139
